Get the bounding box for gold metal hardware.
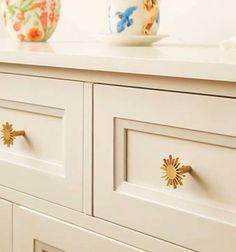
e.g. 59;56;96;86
1;122;25;147
161;155;192;189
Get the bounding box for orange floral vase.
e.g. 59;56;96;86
0;0;60;42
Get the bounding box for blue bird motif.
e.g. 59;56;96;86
115;6;137;33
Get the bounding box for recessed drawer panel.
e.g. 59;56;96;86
0;74;83;210
0;100;63;175
94;84;236;251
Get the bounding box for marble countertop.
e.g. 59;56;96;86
0;38;235;82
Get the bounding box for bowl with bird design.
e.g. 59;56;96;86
108;0;160;36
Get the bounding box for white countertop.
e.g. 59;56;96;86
0;38;236;82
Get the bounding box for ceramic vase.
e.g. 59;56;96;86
0;0;61;42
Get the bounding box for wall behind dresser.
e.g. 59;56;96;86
0;0;235;43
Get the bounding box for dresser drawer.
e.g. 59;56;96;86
0;74;83;210
94;84;236;251
14;206;145;252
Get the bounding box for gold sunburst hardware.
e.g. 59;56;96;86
1;122;25;147
161;155;192;189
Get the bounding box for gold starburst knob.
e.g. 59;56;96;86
161;155;192;189
1;122;25;147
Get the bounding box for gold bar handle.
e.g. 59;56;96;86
1;122;25;147
13;130;25;137
179;165;192;174
161;155;192;189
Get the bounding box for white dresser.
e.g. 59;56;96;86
0;39;235;252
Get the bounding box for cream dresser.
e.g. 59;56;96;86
0;39;235;252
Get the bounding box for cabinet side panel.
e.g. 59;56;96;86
0;199;12;252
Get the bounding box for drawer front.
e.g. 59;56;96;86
13;206;145;252
94;84;236;251
0;199;12;252
0;74;83;210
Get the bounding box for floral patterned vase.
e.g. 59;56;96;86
0;0;60;42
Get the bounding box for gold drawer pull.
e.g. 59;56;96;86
161;155;192;189
1;122;25;147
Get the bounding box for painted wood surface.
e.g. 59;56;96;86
0;199;12;252
94;84;236;251
13;206;146;252
0;73;84;210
